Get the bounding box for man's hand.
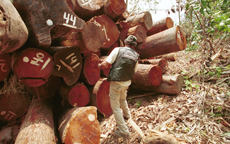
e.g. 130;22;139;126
99;61;110;69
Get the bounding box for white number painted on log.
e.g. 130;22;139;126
23;52;51;70
81;0;92;5
63;12;76;28
93;20;110;41
1;111;16;121
56;53;80;72
0;59;7;72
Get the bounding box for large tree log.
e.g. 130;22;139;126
139;58;168;73
69;0;104;21
59;82;90;107
89;78;112;117
137;25;186;59
13;0;85;49
0;0;28;53
48;46;82;86
103;0;126;21
89;15;120;49
58;106;100;144
147;17;174;36
119;11;153;31
0;93;31;123
81;22;106;53
131;64;162;89
27;75;61;99
132;74;184;95
80;53;100;85
0;53;11;82
127;25;147;43
15;98;56;144
12;48;54;87
155;52;177;61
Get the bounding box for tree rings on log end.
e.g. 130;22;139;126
176;25;187;50
59;106;100;144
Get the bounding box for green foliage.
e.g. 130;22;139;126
135;100;142;108
184;0;230;51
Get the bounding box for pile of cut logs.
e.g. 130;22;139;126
0;0;186;143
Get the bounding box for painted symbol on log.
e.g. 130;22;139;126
81;0;92;5
56;52;80;73
0;59;7;72
93;20;110;41
63;12;76;28
0;111;16;121
23;52;51;70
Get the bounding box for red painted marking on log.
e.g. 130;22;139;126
0;53;11;82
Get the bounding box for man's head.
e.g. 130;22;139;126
124;35;137;47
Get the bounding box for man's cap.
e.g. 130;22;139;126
124;35;137;47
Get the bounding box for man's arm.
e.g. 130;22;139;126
99;61;111;69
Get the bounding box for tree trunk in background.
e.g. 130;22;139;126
119;11;153;31
139;58;168;73
127;25;147;43
70;0;104;21
49;46;82;86
89;78;112;117
137;25;186;59
0;53;11;82
13;0;85;49
12;48;54;87
103;0;126;21
0;93;31;123
59;82;90;107
15;98;56;144
147;17;174;36
0;0;28;53
80;53;100;85
58;106;100;144
156;52;177;61
89;15;120;49
131;64;162;88
27;75;61;99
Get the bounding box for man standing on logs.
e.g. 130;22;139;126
99;35;139;138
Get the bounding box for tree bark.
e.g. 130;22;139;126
147;17;174;36
137;25;186;59
156;52;177;61
27;75;61;99
139;58;168;73
58;106;100;144
119;11;153;31
0;0;28;54
0;93;31;123
89;15;120;49
48;46;82;86
103;0;126;21
131;64;163;88
12;48;54;87
127;25;147;43
81;22;106;53
89;78;112;117
59;82;90;107
132;74;184;95
81;53;100;85
13;0;85;49
15;98;56;144
0;53;11;82
71;0;104;21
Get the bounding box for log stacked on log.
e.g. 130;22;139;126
0;0;187;143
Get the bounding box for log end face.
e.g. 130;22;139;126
176;25;187;50
0;53;11;82
149;66;162;86
166;17;174;28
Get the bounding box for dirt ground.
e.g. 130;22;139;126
98;48;230;144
